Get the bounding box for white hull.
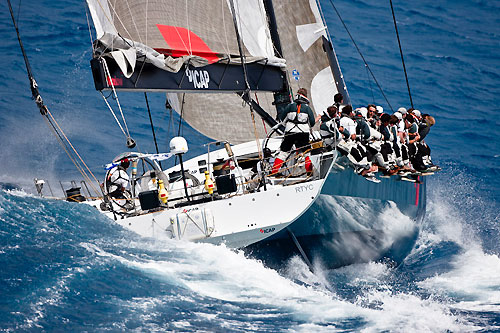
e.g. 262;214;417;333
89;178;324;248
87;138;331;249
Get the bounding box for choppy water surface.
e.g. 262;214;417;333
0;0;498;331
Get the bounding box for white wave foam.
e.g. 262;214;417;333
379;201;417;245
418;246;500;313
421;198;470;245
283;255;333;290
73;176;495;332
20;267;84;330
402;172;500;330
81;238;475;332
359;290;473;333
4;188;35;198
329;261;392;286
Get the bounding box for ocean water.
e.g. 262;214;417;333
0;0;499;331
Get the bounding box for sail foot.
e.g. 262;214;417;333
90;58;287;93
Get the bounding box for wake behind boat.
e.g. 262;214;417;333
10;0;437;270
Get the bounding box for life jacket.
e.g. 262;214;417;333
320;119;340;140
380;125;394;142
355;117;371;142
320;110;331;123
284;103;311;134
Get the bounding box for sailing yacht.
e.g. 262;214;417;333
80;0;426;269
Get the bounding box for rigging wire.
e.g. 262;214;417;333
366;65;375;103
16;0;21;25
229;0;263;160
185;0;192;56
99;90;128;137
97;0;135;43
390;0;414;108
84;2;95;53
43;115;99;195
221;0;231;57
145;0;149;46
45;111;101;193
102;58;131;137
168;108;173;136
101;57;136;149
104;90;113;99
174;93;186;166
328;0;394;112
177;93;186;137
164;96;174;139
229;0;251;92
124;0;143;44
7;0;102;196
9;0;34;84
254;93;268;134
144;92;160;156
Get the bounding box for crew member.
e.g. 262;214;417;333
106;159;130;199
418;114;435;141
320;105;347;148
247;148;273;191
272;88;316;174
377;113;398;172
333;93;344;112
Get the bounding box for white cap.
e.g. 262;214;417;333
394;112;403;120
376;105;384;114
412;109;421;118
397;107;407;114
357;107;368;118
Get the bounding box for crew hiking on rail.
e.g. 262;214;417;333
272;90;439;183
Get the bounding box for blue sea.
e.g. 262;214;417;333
1;0;499;331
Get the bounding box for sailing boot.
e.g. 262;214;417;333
272;158;284;175
305;156;313;174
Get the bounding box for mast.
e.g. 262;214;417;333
322;37;350;105
263;0;292;115
316;0;351;104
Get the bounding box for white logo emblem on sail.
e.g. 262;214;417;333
186;68;210;89
296;0;327;52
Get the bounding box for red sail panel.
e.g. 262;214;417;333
156;24;219;64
